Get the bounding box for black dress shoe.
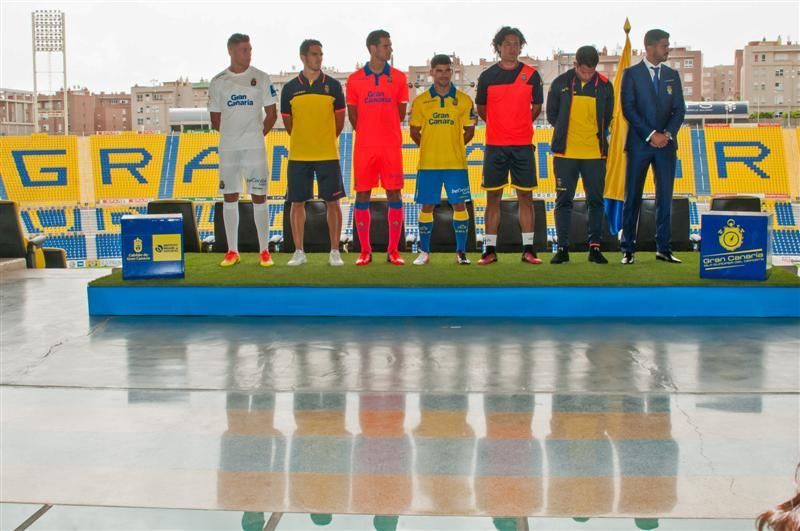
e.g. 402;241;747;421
656;251;682;263
621;252;635;265
588;246;608;264
550;247;570;264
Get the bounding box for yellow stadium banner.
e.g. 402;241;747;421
603;18;632;234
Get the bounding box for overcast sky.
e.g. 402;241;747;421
1;0;798;93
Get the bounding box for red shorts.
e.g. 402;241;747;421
353;146;404;192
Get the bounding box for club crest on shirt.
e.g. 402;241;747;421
452;97;458;106
324;84;330;94
521;73;528;81
251;78;257;86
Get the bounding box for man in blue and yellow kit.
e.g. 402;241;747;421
409;54;476;265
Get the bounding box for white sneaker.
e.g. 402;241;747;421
329;250;344;266
288;250;307;266
413;252;430;266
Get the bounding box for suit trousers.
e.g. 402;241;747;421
620;145;677;253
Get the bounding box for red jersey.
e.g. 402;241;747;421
346;64;409;149
476;63;544;146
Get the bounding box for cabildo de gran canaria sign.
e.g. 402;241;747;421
121;214;185;280
700;211;772;281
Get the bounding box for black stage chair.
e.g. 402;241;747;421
566;199;621;252
282;199;339;253
710;196;761;212
635;196;691;252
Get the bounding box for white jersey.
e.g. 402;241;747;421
208;66;277;152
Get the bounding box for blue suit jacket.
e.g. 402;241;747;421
621;60;686;152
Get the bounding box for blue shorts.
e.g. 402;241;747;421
415;169;472;205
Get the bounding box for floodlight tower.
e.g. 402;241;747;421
32;10;67;134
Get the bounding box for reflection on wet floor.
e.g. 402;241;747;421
3;315;799;394
1;272;799;527
2;386;796;519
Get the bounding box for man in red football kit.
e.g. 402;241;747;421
346;29;409;265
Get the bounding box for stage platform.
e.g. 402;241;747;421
88;252;800;317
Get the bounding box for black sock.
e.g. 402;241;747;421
485;245;496;255
523;244;534;254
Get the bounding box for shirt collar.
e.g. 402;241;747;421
428;84;456;99
298;71;325;86
643;58;661;71
364;63;391;76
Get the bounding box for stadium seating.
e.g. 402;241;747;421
704;126;789;195
96;205;147;232
95;233;121;260
0;134;80;204
20;207;81;234
172;133;221;199
0;200;67;267
5;128;800;260
91;133;166;200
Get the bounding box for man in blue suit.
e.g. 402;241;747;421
620;29;686;264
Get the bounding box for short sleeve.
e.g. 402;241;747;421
409;98;424;127
461;96;477;126
280;82;292;116
263;73;278;107
395;72;409;103
331;80;346;111
475;72;488;106
208;80;221;112
530;71;544;105
346;76;359;106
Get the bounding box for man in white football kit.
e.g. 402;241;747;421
209;33;278;267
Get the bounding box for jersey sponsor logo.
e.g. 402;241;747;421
227;94;255;107
428;112;455;126
365;90;392;104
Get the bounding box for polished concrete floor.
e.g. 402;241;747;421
1;269;798;529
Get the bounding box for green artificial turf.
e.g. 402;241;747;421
89;252;800;288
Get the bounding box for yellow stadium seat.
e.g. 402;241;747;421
91;133;166;200
0;135;80;204
705;126;789;195
173;133;221;199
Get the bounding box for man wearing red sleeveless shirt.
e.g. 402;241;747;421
346;29;409;266
476;27;544;265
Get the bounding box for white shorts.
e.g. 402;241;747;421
218;148;269;196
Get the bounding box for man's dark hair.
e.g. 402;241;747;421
300;39;322;56
492;26;526;54
227;33;249;48
644;29;670;47
575;46;599;68
366;29;390;50
430;54;452;68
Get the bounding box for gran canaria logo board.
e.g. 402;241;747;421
700;212;772;281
